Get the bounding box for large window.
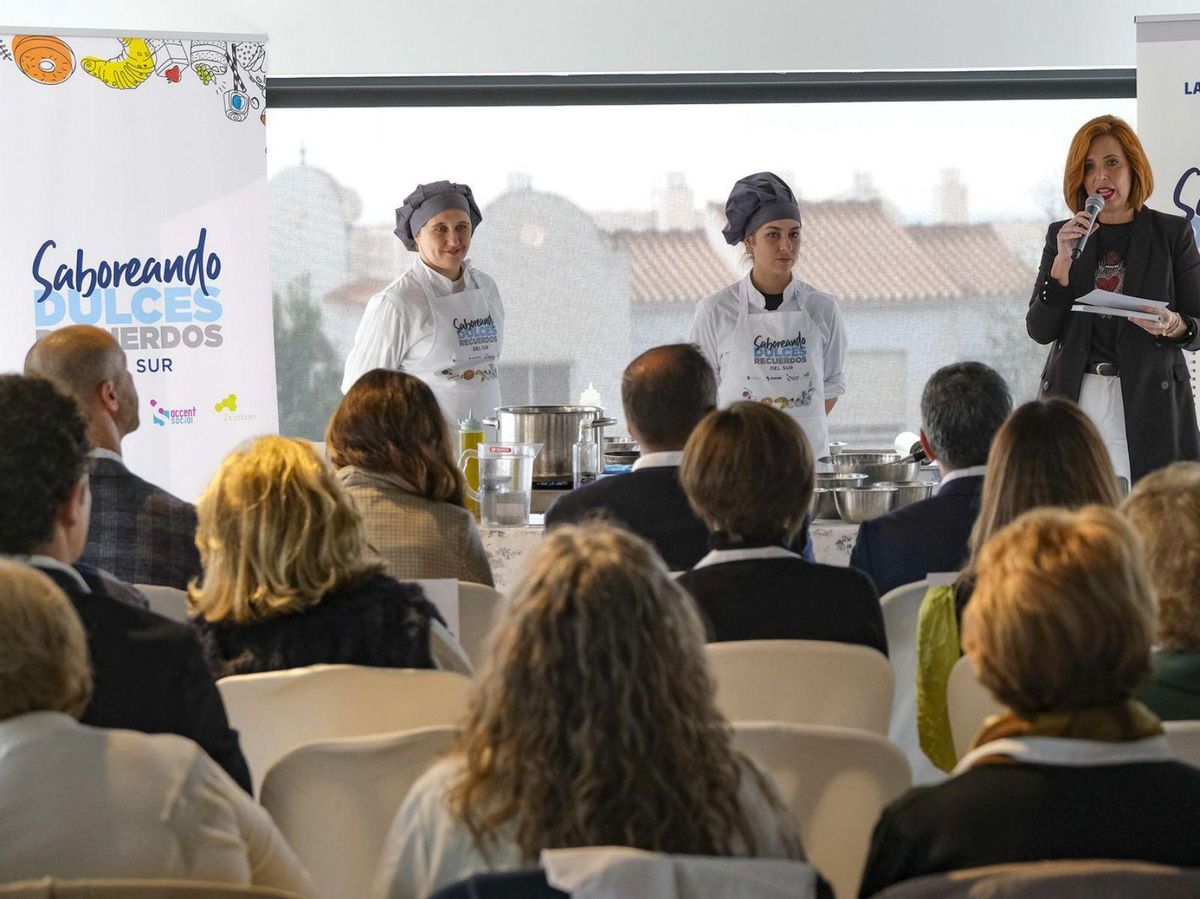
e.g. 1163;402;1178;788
266;95;1135;442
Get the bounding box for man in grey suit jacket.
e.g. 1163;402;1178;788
25;325;201;589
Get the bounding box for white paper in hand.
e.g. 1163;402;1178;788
1074;288;1168;313
1071;304;1164;323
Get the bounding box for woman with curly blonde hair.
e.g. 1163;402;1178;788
190;436;451;677
373;522;803;899
328;368;493;586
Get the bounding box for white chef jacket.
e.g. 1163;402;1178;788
687;278;848;403
341;256;504;393
0;711;315;895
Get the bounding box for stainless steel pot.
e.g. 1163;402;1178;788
486;405;617;482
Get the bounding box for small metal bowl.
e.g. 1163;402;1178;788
828;441;849;455
874;480;935;508
810;488;841;521
834;485;899;523
818;453;921;484
815;472;870;489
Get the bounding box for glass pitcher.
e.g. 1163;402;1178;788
458;442;543;528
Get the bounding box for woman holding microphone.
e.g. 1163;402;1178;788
342;181;503;428
689;172;847;461
1028;115;1200;483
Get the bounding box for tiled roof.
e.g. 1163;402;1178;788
609;229;738;304
907;222;1035;297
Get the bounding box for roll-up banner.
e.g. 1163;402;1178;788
0;29;275;501
1137;13;1200;413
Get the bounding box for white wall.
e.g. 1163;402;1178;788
3;0;1197;77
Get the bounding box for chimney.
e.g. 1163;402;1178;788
507;172;532;192
937;168;968;224
655;172;697;231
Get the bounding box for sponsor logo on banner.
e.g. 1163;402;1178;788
214;391;256;423
149;398;197;426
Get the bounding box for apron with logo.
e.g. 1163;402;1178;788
718;275;829;458
406;273;503;427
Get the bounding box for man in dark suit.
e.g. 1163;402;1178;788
0;375;252;793
850;362;1011;597
545;343;716;571
25;325;201;589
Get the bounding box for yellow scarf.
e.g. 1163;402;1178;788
968;700;1164;761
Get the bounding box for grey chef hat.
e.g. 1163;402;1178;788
721;172;801;246
394;181;483;251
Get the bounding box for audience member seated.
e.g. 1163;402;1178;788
25;325;201;589
916;397;1121;771
545;343;716;571
373;522;803;899
329;369;494;586
675;401;885;654
0;375;251;792
1124;462;1200;720
859;506;1200;896
850;362;1010;597
190;435;464;677
0;559;314;894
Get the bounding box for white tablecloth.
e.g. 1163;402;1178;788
482;516;860;595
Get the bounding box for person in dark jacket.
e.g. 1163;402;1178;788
859;506;1200;896
25;324;202;589
1027;114;1200;484
190;436;453;677
676;401;885;655
1124;462;1200;720
850;362;1010;598
0;375;251;793
545;343;716;571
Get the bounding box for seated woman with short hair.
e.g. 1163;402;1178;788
675;401;885;654
859;506;1200;896
0;560;314;894
190;435;466;676
373;522;803;899
1124;461;1200;720
329;369;494;586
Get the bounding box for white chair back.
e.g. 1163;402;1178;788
260;726;458;899
217;664;471;792
135;584;189;623
706;640;893;735
1164;720;1200;767
0;879;300;897
879;580;945;785
733;722;912;899
946;655;1004;760
457;581;506;666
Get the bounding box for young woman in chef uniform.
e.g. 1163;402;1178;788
688;172;846;460
342;180;504;428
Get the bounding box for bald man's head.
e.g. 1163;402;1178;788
621;344;716;450
25;326;139;439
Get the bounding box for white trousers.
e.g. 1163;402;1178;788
1078;372;1132;487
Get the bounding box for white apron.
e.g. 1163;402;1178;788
406;274;503;427
718;276;830;458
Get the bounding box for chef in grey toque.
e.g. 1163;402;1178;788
342;180;503;427
688;172;847;459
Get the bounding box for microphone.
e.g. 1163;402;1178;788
1071;194;1105;259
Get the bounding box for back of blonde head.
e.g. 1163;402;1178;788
0;560;92;721
190;436;381;624
964;506;1154;715
448;522;761;860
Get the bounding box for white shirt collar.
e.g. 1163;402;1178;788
631;450;683;471
2;555;90;594
413;255;469;295
953;735;1175;776
88;447;124;464
692;545;802;569
936;464;988;489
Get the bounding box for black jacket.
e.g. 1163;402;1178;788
36;561;252;794
545;466;710;571
1027;206;1200;481
848;475;983;598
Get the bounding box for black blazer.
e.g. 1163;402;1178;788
848;475;982;598
1027;206;1200;481
79;456;202;590
544;466;710;571
36;561;252;794
858;760;1200;896
676;553;887;656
